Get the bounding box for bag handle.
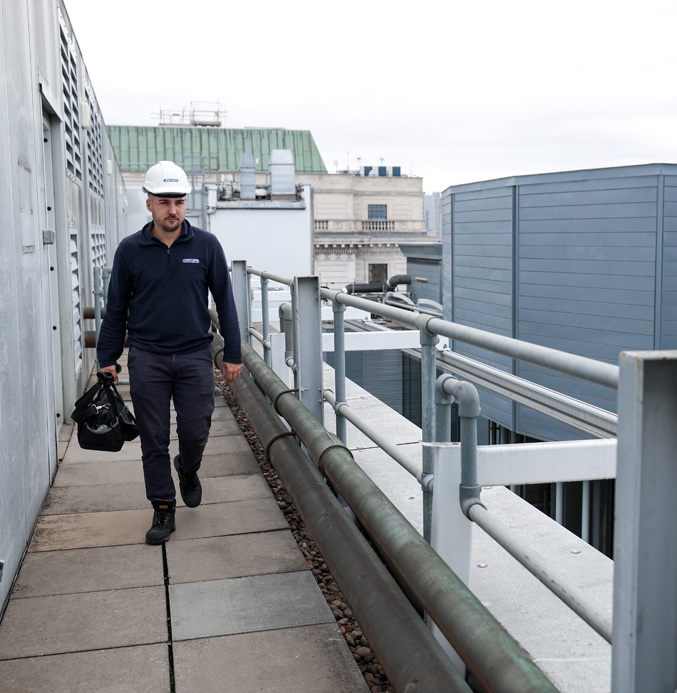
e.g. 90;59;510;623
71;371;117;423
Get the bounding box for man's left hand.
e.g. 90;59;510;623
222;361;243;384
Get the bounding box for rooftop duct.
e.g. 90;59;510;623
269;149;296;196
240;152;256;199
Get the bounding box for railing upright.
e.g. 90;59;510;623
612;350;677;692
293;276;324;424
231;260;250;347
332;299;347;444
260;275;270;367
420;324;439;542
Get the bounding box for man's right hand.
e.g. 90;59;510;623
99;364;119;383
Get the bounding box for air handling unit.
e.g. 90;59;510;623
270;149;296;195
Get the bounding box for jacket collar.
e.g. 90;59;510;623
139;220;194;246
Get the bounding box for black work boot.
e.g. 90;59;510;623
174;455;202;508
146;499;176;545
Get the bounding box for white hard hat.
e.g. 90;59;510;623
143;161;192;196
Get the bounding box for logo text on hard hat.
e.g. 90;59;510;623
163;178;179;182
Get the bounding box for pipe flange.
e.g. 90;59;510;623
272;388;299;415
264;431;297;459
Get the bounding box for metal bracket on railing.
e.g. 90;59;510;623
264;430;297;459
271;388;299;415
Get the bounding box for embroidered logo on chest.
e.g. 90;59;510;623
182;258;200;264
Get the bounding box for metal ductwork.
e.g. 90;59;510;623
386;274;411;290
269;149;296;196
344;275;412;295
240;152;256;200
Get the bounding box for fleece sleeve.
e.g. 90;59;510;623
96;244;133;368
208;240;242;364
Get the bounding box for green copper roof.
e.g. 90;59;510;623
107;125;327;173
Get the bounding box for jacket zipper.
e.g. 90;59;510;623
166;247;171;263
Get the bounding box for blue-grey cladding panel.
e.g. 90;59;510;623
662;177;677;347
408;259;442;303
449;187;515;427
515;173;659;433
441;192;453;314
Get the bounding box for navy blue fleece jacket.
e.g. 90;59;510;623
97;220;241;368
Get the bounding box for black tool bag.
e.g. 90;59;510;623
71;370;139;452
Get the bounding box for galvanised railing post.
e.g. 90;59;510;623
332;299;347;444
435;373;457;442
246;269;253;346
231;261;250;347
612;350;677;693
419;321;439;543
293;276;324;424
261;275;271;367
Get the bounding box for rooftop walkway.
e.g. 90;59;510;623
0;363;368;692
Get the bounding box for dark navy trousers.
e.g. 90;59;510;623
128;346;215;501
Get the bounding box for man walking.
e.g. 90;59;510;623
97;160;242;544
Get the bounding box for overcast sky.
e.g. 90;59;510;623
64;0;677;194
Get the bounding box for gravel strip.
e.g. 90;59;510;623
220;381;394;692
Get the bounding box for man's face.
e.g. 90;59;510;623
146;195;186;234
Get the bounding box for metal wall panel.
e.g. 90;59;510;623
0;0;128;615
443;164;677;441
448;186;515;427
661;176;677;347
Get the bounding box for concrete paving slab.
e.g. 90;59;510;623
166;530;307;584
43;482;149;514
198;474;271;504
11;544;164;598
201;434;252;456
198;451;260;477
61;431;249;465
0;586;166;659
42;474;268;515
171;498;289;541
63;440;144;464
173;623;368;693
51;449;259;488
30;509;152;551
0;643;170;693
170;571;333;641
51;459;145;487
59;422;75;442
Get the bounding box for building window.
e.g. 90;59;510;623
369;263;388;284
368;204;387;220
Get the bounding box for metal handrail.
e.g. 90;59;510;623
245;267;619;389
239;264;618;669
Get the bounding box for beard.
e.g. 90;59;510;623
157;217;182;233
